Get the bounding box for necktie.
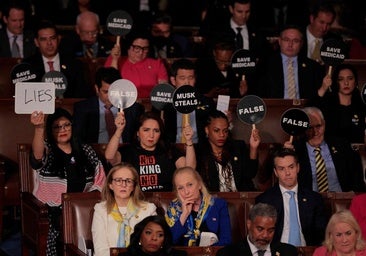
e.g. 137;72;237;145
104;105;116;139
314;147;328;192
180;113;189;143
85;46;94;58
311;39;321;62
287;191;301;246
47;61;54;71
287;58;296;99
257;250;266;256
235;27;243;49
11;35;20;58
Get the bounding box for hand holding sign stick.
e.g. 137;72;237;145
108;79;138;115
106;10;133;54
280;108;309;145
236;94;266;131
231;49;256;97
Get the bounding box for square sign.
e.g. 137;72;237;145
15;82;56;114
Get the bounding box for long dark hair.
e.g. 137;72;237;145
127;215;173;255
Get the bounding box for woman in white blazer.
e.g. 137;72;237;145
92;163;157;256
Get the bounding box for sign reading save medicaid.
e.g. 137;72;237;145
320;38;347;66
108;79;137;109
10;63;37;86
172;85;198;114
106;10;133;36
236;95;266;125
231;49;256;77
280;108;309;136
15;82;55;114
150;83;175;110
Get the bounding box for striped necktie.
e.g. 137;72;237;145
314;147;328;192
311;39;321;63
287;58;296;99
11;35;20;58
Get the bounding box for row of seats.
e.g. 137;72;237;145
17;142;358;256
1;57;366;99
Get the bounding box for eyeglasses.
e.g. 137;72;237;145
280;38;302;44
52;122;72;132
131;44;149;53
80;30;98;37
112;178;135;186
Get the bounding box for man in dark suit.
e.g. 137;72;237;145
255;147;328;246
23;20;92;98
0;1;36;58
73;67;144;144
256;24;325;99
163;58;215;144
284;106;366;192
59;11;113;58
216;202;298;256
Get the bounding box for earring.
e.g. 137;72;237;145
139;241;141;246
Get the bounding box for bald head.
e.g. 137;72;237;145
76;11;100;45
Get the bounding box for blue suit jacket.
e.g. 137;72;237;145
169;197;232;246
255;184;327;246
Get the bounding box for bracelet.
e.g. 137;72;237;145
185;143;193;147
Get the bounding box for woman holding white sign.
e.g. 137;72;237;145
30;107;106;255
105;111;196;192
196;109;260;191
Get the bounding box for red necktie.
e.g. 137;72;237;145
47;61;54;71
104;105;116;139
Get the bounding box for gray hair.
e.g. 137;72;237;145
76;11;100;26
249;203;277;222
302;106;324;121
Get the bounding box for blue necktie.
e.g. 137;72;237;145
287;191;301;246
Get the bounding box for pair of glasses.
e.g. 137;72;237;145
52;122;72;132
80;30;98;37
131;44;149;53
112;178;135;186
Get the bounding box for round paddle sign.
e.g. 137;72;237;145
108;79;137;109
231;49;256;76
320;39;347;66
11;63;37;85
42;71;68;98
106;10;133;36
172;85;198;114
280;108;310;136
236;95;266;125
150;83;175;110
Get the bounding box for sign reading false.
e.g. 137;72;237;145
236;95;266;129
42;71;68;98
108;79;137;110
231;49;256;79
172;85;199;114
15;82;55;114
11;63;38;86
150;83;175;110
281;108;309;142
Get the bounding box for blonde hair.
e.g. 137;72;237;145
102;163;145;213
172;166;211;200
323;209;366;252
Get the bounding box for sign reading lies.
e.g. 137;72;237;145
15;82;55;114
106;10;133;36
236;95;266;125
11;63;37;85
280;108;309;136
150;83;175;110
108;79;137;109
231;49;256;76
172;85;198;113
320;39;347;66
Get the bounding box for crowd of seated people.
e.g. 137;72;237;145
2;0;366;255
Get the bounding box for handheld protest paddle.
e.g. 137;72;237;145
108;79;138;112
236;95;266;130
280;108;309;143
172;85;199;143
106;10;133;46
11;63;38;86
42;71;68;98
150;83;175;110
320;38;347;91
231;49;256;84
